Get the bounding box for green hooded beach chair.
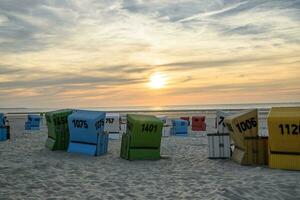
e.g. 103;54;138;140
120;114;163;160
45;109;73;150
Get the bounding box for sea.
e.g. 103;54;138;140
1;102;299;114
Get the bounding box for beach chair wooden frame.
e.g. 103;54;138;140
225;109;268;165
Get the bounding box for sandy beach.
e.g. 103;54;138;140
0;111;300;200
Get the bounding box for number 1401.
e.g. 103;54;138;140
141;124;158;133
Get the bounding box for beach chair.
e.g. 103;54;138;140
207;111;231;159
225;109;268;165
0;127;8;141
45;109;73;150
120;114;163;160
24;114;41;130
0;113;10;141
192;116;206;131
120;115;127;134
0;113;6;127
68;110;108;156
180;117;190;126
156;115;172;137
268;107;300;170
258;115;269;137
172;119;188;135
104;113;120;139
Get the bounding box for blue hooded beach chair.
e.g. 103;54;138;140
0;113;9;141
172;119;188;135
25;114;41;130
67;110;108;156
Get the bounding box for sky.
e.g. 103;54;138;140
0;0;300;108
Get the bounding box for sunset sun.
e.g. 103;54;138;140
149;72;166;89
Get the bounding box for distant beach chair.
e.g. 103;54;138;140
180;117;190;126
0;113;10;141
120;114;163;160
207;111;231;159
104;113;120;139
268;107;300;170
0;113;5;127
172;119;188;135
191;116;206;131
68;110;108;156
120;115;127;134
45;109;73;151
24;114;41;130
156;115;172;137
225;109;268;165
258;115;269;137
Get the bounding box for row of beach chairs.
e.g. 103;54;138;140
1;107;299;170
208;107;300;171
0;111;207;142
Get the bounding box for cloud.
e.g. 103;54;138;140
166;77;300;96
0;0;299;107
0;65;24;74
221;24;269;36
177;1;248;22
156;54;300;72
0;0;80;52
91;65;150;74
0;73;146;89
